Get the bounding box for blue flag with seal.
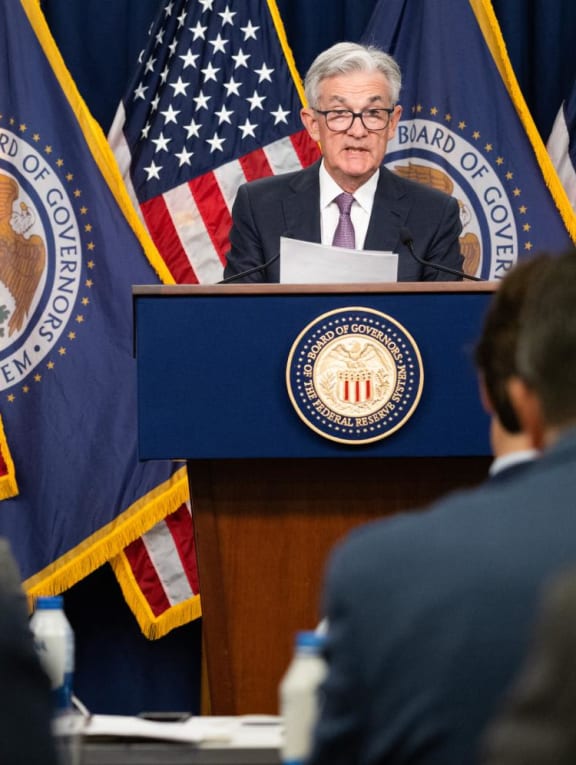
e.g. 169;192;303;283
363;0;576;280
0;0;200;637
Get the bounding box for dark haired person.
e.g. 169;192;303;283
480;251;576;765
473;255;550;479
307;253;576;765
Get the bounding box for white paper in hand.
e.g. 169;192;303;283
280;237;398;284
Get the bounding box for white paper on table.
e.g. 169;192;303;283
280;237;398;284
79;714;205;742
80;714;283;746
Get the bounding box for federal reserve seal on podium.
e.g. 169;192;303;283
286;307;424;445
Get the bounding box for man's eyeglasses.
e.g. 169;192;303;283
313;107;395;132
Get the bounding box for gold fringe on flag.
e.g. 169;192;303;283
24;467;189;599
111;550;202;640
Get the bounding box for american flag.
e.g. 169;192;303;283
108;0;320;633
109;0;320;284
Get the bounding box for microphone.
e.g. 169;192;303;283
399;227;483;282
218;251;281;284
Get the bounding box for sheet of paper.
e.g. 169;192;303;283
79;714;283;746
78;714;205;742
280;237;398;284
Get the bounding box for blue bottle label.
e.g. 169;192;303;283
53;671;74;710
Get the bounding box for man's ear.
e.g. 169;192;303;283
300;107;321;143
477;374;494;416
507;376;546;450
387;104;403;140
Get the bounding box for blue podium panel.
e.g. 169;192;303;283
133;283;494;460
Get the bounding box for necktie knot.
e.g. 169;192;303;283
335;192;354;216
332;192;356;249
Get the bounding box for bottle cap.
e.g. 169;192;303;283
36;596;64;609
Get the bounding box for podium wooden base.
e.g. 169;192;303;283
188;455;490;715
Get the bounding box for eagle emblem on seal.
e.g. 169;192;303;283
0;173;46;336
394;162;481;277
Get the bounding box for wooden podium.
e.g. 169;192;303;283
133;282;494;715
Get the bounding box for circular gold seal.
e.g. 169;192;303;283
286;307;424;444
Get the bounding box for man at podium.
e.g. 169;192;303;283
222;42;464;283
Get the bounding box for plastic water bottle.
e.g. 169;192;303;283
279;630;327;765
30;595;75;711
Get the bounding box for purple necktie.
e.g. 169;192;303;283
332;192;356;249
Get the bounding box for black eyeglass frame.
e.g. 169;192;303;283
313;107;396;132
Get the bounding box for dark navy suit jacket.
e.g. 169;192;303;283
223;161;464;282
308;430;576;765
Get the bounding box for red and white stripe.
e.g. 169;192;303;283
139;130;320;284
123;501;199;617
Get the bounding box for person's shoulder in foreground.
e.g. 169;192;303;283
223;41;464;283
480;562;576;765
0;538;59;765
309;440;576;765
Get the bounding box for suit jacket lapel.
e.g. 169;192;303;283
280;164;409;250
365;168;410;252
283;161;322;243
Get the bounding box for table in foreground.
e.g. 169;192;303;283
83;742;280;765
78;715;282;765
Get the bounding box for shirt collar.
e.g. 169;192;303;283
489;449;539;477
319;160;380;212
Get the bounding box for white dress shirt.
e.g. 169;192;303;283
319;161;379;249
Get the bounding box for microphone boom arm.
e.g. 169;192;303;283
399;227;482;282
